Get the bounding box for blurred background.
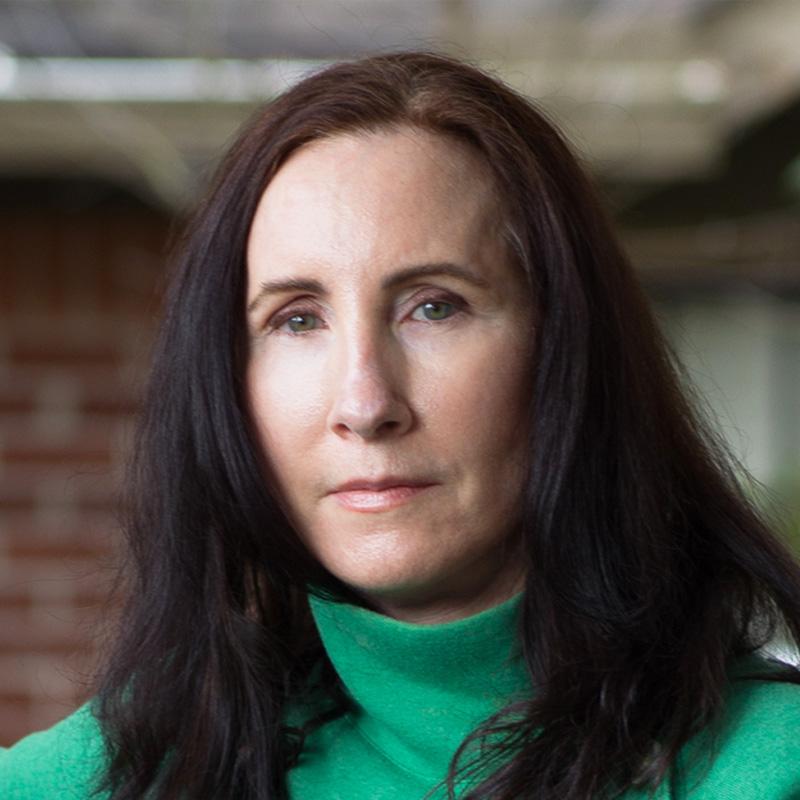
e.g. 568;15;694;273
1;0;799;746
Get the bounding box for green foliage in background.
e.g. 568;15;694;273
772;470;800;555
748;469;800;556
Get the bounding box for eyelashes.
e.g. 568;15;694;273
266;293;467;337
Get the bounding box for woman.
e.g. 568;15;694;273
3;50;800;800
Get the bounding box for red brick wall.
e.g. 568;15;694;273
0;203;169;746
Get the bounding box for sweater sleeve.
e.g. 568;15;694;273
0;702;109;800
675;676;800;799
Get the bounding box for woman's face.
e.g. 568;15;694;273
245;128;534;623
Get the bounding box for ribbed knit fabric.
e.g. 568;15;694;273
3;590;800;798
287;591;529;799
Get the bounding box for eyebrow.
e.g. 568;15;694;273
246;262;492;314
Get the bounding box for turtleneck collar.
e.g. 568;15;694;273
307;591;531;786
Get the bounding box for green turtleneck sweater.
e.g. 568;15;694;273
2;591;800;798
288;592;530;799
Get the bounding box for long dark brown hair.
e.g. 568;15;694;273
93;50;800;799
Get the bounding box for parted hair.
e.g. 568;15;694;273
94;50;800;800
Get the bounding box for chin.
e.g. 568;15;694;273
322;546;446;603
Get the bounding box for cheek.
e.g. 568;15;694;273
418;329;532;456
246;347;328;473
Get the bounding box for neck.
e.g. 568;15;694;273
372;574;525;624
360;549;527;625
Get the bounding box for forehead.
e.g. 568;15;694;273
246;128;509;280
267;126;500;213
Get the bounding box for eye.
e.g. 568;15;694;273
271;310;323;335
267;295;463;336
410;299;458;322
286;313;322;333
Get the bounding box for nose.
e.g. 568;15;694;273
326;335;413;441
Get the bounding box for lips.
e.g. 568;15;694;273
331;476;436;494
328;477;438;513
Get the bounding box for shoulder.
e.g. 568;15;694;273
0;702;108;800
678;658;800;799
